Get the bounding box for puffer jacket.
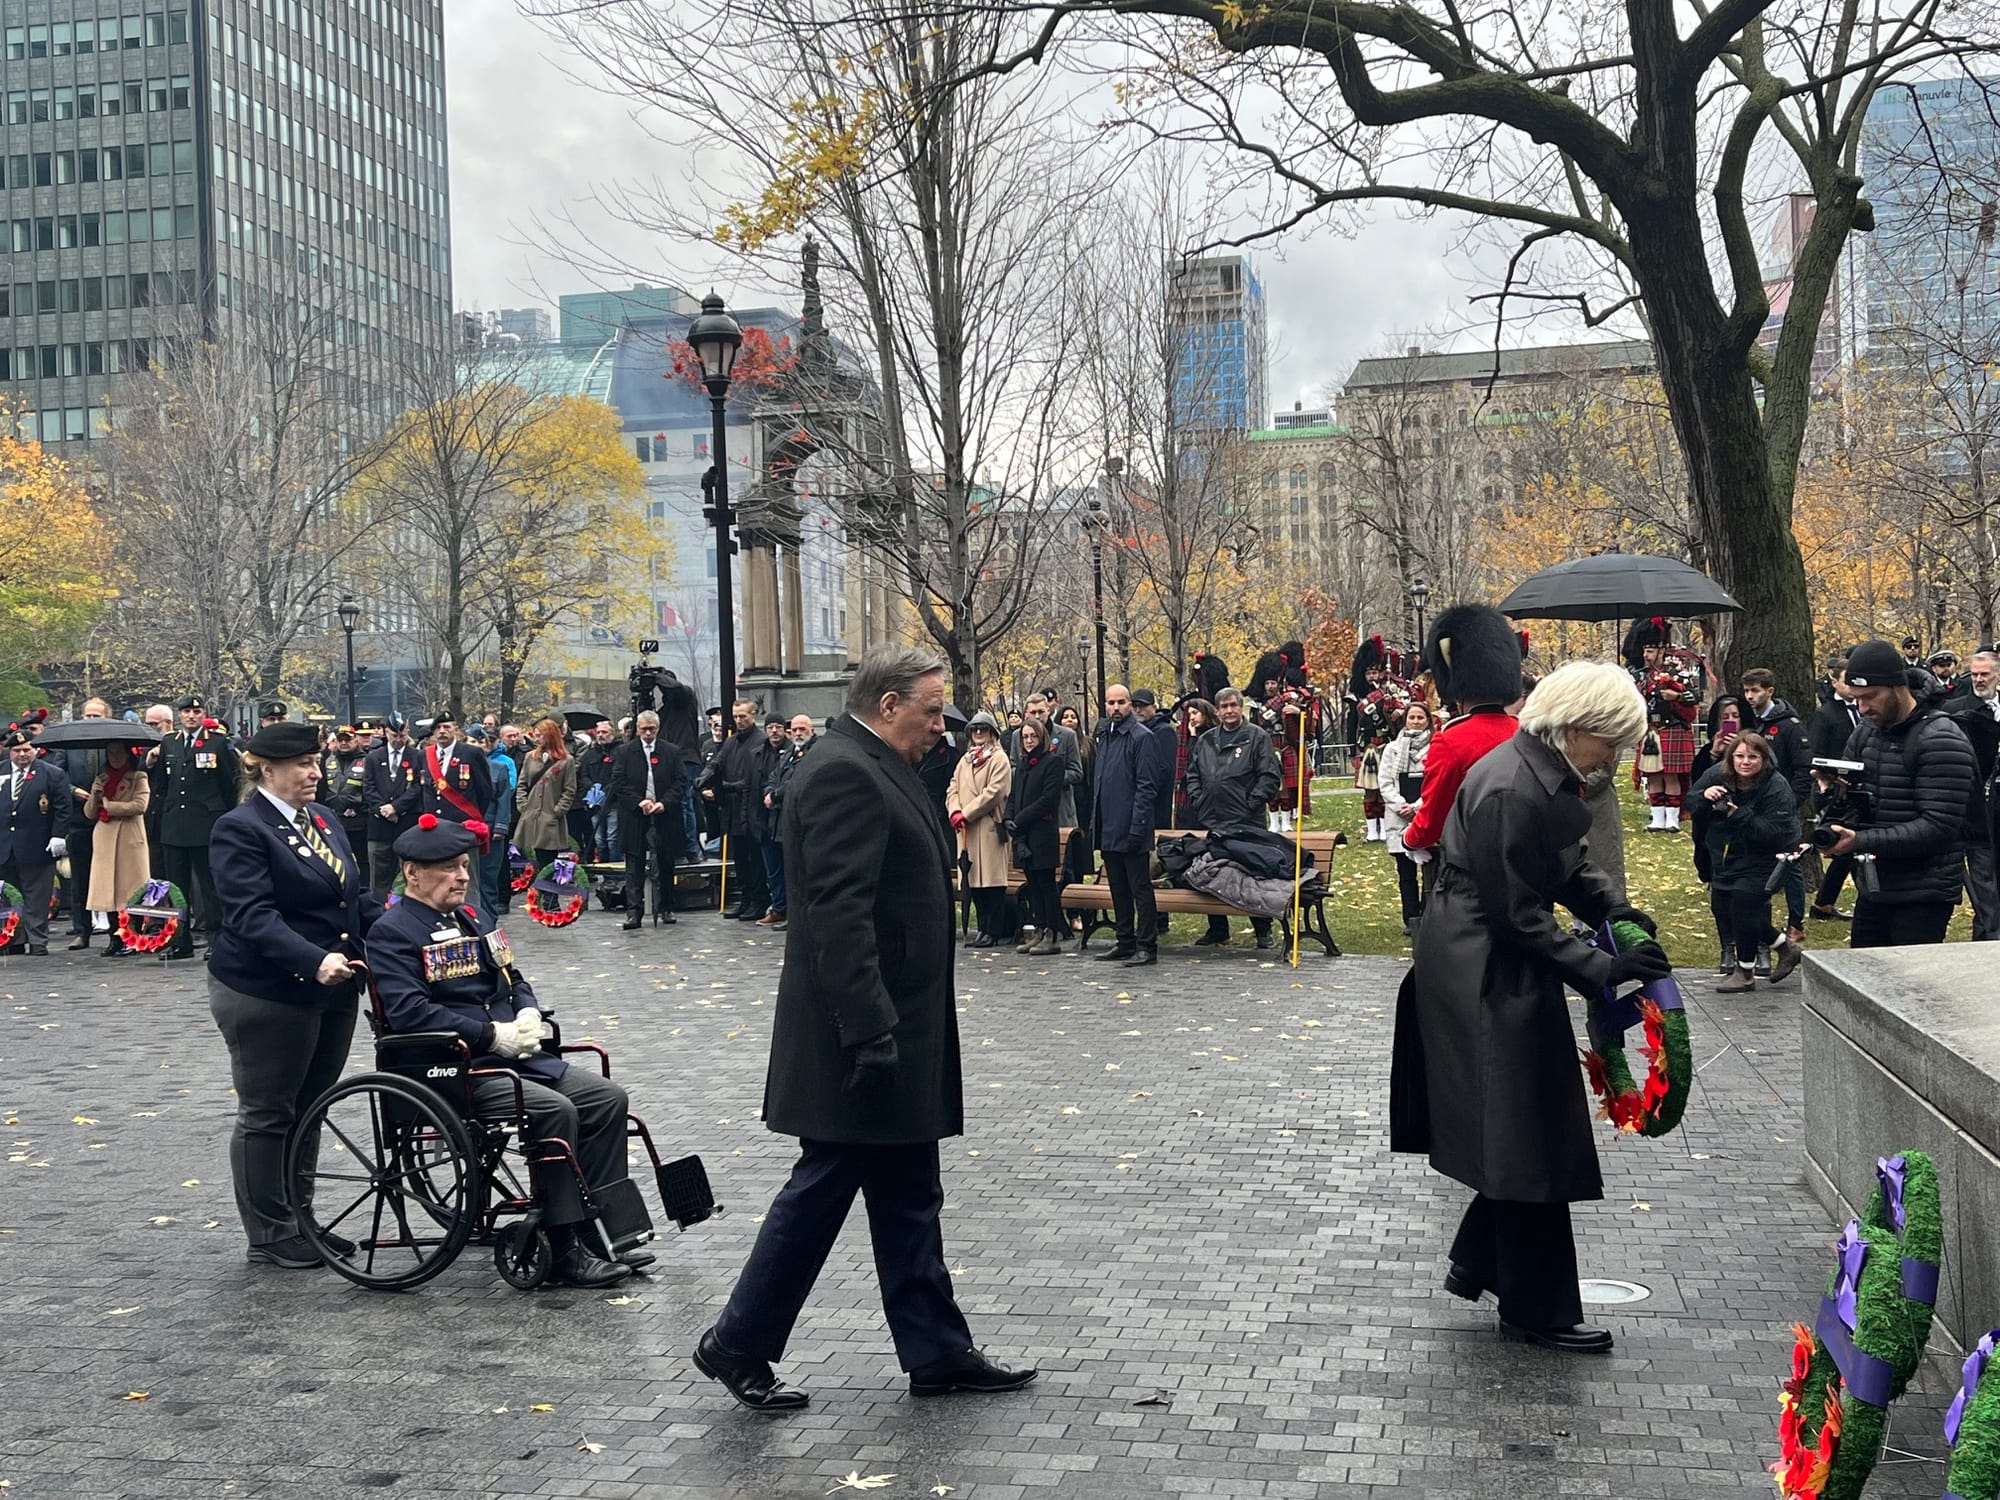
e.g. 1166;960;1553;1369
1692;762;1795;893
1753;699;1813;801
1181;849;1298;918
1845;704;1977;905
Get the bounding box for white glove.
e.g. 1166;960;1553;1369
488;1020;537;1060
1405;845;1432;866
45;837;65;858
512;1008;543;1055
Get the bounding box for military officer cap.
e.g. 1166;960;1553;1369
393;812;477;864
259;700;289;721
244;721;321;760
383;712;408;733
172;692;203;712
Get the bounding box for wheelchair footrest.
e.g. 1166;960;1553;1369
656;1155;718;1229
595;1175;654;1251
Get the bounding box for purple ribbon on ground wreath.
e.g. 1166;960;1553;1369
1813;1221;1898;1409
551;855;576;887
142;878;171;908
1589;922;1687;1041
1876;1155;1908;1231
1945;1330;1999;1446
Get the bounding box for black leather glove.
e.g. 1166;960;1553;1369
1604;943;1673;988
842;1033;898;1094
1606;904;1657;938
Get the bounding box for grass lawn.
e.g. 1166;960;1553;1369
1228;766;1977;961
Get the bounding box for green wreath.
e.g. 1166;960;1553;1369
1580;919;1693;1137
1945;1330;2000;1500
1774;1149;1941;1500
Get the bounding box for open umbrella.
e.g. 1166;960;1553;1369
1497;553;1741;622
33;719;164;750
562;707;606;732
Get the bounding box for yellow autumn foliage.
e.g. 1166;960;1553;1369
0;420;115;705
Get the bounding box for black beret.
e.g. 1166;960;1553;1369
259;700;289;719
244;721;321;759
432;708;458;725
393;814;477;863
172;693;203;711
2;730;27;748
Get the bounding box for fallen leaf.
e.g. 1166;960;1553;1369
71;1115;97;1126
604;1295;642;1306
147;1216;179;1226
121;1391;149;1401
1631;1201;1652;1212
827;1475;896;1494
1132;1390;1172;1406
576;1436;604;1455
490;1406;508;1414
529;1403;554;1413
180;1179;199;1188
106;1307;140;1317
930;1485;955;1497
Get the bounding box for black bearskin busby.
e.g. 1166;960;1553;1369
1253;641;1308;700
1423;604;1526;707
1621;615;1672;671
1191;651;1230;703
1347;635;1390;698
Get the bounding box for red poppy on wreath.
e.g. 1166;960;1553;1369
508;843;535;894
526;852;589;927
0;880;23;949
1774;1323;1843;1498
118;879;188;954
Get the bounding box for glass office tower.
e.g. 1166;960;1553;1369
0;0;451;443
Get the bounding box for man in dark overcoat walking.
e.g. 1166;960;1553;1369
693;647;1036;1411
158;692;240;959
1391;661;1669;1354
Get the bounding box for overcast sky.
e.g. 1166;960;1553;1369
446;2;1502;416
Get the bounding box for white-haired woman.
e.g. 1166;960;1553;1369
1390;660;1672;1355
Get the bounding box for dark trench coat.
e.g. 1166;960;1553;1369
1389;729;1619;1204
762;715;964;1145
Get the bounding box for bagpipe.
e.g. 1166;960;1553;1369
1636;645;1706;723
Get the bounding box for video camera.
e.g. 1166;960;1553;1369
628;639;675;721
1807;756;1879;897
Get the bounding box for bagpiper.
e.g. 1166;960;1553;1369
1622;616;1703;831
1251;640;1322;834
1348;635;1412;842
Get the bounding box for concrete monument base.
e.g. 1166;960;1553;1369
1801;945;2000;1352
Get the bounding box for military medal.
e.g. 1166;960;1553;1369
420;935;481;982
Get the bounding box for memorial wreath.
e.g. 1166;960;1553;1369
1580;919;1692;1137
526;851;589;928
0;880;22;948
1944;1329;2000;1500
118;878;188;954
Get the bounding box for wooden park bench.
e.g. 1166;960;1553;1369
949;825;1343;957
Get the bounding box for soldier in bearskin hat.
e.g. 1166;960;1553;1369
1401;605;1528;863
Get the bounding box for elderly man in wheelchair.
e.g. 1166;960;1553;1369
364;814;645;1288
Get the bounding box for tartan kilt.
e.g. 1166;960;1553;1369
1272;734;1310;816
1653;723;1696;776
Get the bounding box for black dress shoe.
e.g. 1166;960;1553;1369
720;905;745;920
622;914;643;931
971;933;996;948
653;911;677;925
693;1328;810;1411
1193;932;1228;947
553;1240;632;1288
67;935;90;951
908;1348;1039;1397
25;944;47;956
1122;947;1157;968
618;1246;657;1271
1499;1320;1613;1353
247;1235;324;1269
1093;946;1136;962
1442;1264;1483;1301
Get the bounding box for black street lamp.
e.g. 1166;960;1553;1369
336;596;361;727
1408;576;1431;650
1088;460;1118;713
689;290;744;701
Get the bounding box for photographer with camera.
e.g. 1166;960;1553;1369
1693;731;1798;991
1822;640;1978;948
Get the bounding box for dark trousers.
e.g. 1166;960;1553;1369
1966;845;2000;941
1851;897;1954;948
367;840;400;903
729;830;770;914
1100;848;1157;947
66;834;93;935
1;856;54;948
470;1066;629;1227
1816;853;1855;909
1394;852;1433;926
1024;868;1062;934
1449;1193;1583;1329
762;836;787;916
970;887;1004;937
165;842;218;954
208;976;357;1246
1710;885;1777;965
715;1139;973;1372
623;811;678;917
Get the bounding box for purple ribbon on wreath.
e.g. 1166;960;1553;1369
142;878;171;908
1946;1329;1999;1445
1813;1219;1899;1409
1586;922;1686;1043
1873;1153;1939;1304
550;854;577;887
1876;1155;1907;1231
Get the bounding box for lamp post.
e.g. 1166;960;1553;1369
1089;459;1119;713
689;290;744;701
1408;576;1431;650
336;596;361;727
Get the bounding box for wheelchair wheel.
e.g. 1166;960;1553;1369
289;1073;479;1291
493;1224;552;1289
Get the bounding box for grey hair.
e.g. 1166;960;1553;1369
635;710;660;726
1975;650;1999;668
1518;660;1648;749
846;645;947;719
1215;686;1243;707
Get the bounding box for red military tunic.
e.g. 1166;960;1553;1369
1400;706;1518;854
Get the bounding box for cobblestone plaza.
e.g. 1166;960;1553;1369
0;917;1966;1497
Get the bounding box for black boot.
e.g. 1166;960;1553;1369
622;912;642;931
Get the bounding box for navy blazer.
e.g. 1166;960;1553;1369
365;896;561;1081
361;742;423;841
207;795;381;1005
0;758;75;869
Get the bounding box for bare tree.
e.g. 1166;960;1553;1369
96;299;375;714
965;0;2000;697
526;0;1100;707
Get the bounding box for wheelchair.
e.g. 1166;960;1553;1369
283;962;719;1292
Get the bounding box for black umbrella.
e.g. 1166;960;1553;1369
562;707;606;732
33;719;163;750
1497;553;1741;622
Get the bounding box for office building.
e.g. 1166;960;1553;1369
0;0;453;442
1168;253;1267;433
1272;400;1330;430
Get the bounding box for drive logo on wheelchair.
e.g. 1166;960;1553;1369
424;1064;460;1081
